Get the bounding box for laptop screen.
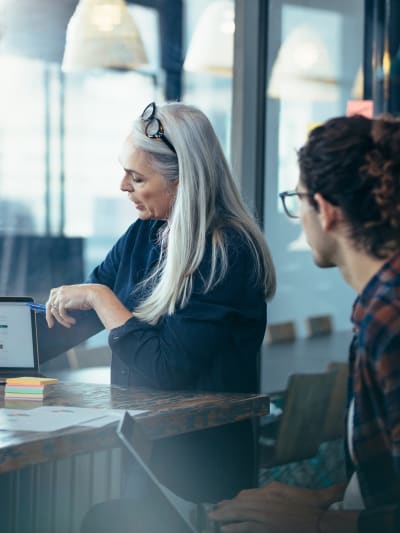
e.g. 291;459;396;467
0;297;38;370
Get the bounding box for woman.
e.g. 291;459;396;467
37;101;275;501
211;114;400;532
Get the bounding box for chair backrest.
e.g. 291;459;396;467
265;321;296;344
322;362;349;441
273;371;336;465
305;314;333;337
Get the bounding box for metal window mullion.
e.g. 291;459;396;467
231;0;269;224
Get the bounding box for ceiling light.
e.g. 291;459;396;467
268;26;338;101
183;0;234;77
62;0;147;72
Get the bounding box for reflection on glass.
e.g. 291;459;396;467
264;0;364;336
276;6;343;198
183;0;234;158
184;0;234;76
268;26;338;102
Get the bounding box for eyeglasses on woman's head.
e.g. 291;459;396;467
141;102;176;155
279;190;314;219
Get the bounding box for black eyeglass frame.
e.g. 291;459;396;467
141;102;176;155
279;190;315;219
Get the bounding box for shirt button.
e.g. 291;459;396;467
120;369;127;376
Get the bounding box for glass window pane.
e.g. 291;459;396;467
63;70;155;273
183;0;234;158
0;57;47;235
0;0;234;315
0;5;159;306
264;0;364;336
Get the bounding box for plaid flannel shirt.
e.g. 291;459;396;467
348;252;400;533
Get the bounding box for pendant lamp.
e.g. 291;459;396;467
62;0;147;72
184;0;234;76
268;26;338;101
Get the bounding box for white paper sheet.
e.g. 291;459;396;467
0;406;148;432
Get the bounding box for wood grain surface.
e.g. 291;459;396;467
0;383;269;473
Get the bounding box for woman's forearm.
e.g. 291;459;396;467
90;285;133;330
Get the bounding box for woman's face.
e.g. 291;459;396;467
119;135;178;220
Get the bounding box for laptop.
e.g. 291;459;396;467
117;412;197;533
0;296;43;383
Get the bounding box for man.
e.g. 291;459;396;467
210;115;400;532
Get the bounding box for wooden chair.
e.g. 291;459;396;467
259;371;336;467
265;321;296;344
305;314;333;337
321;362;349;441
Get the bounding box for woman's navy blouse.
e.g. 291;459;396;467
38;219;266;393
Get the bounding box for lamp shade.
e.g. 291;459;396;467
184;0;234;76
268;26;338;101
62;0;147;72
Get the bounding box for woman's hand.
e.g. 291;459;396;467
46;283;133;330
46;284;102;328
208;482;347;533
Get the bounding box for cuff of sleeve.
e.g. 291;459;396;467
109;315;156;343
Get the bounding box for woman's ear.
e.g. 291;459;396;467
313;193;340;232
169;179;179;196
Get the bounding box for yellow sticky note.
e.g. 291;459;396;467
6;377;58;385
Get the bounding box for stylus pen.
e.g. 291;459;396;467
26;303;47;313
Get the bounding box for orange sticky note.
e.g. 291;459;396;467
346;100;373;119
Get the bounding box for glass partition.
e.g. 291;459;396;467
264;0;364;336
183;0;234;157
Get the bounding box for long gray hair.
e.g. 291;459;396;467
131;102;276;324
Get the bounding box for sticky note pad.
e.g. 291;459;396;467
346;100;373;119
6;377;58;385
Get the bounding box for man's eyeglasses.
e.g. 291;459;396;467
279;190;314;219
141;102;176;155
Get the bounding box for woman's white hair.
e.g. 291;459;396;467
131;102;276;324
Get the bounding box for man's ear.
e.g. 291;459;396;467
313;193;340;231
